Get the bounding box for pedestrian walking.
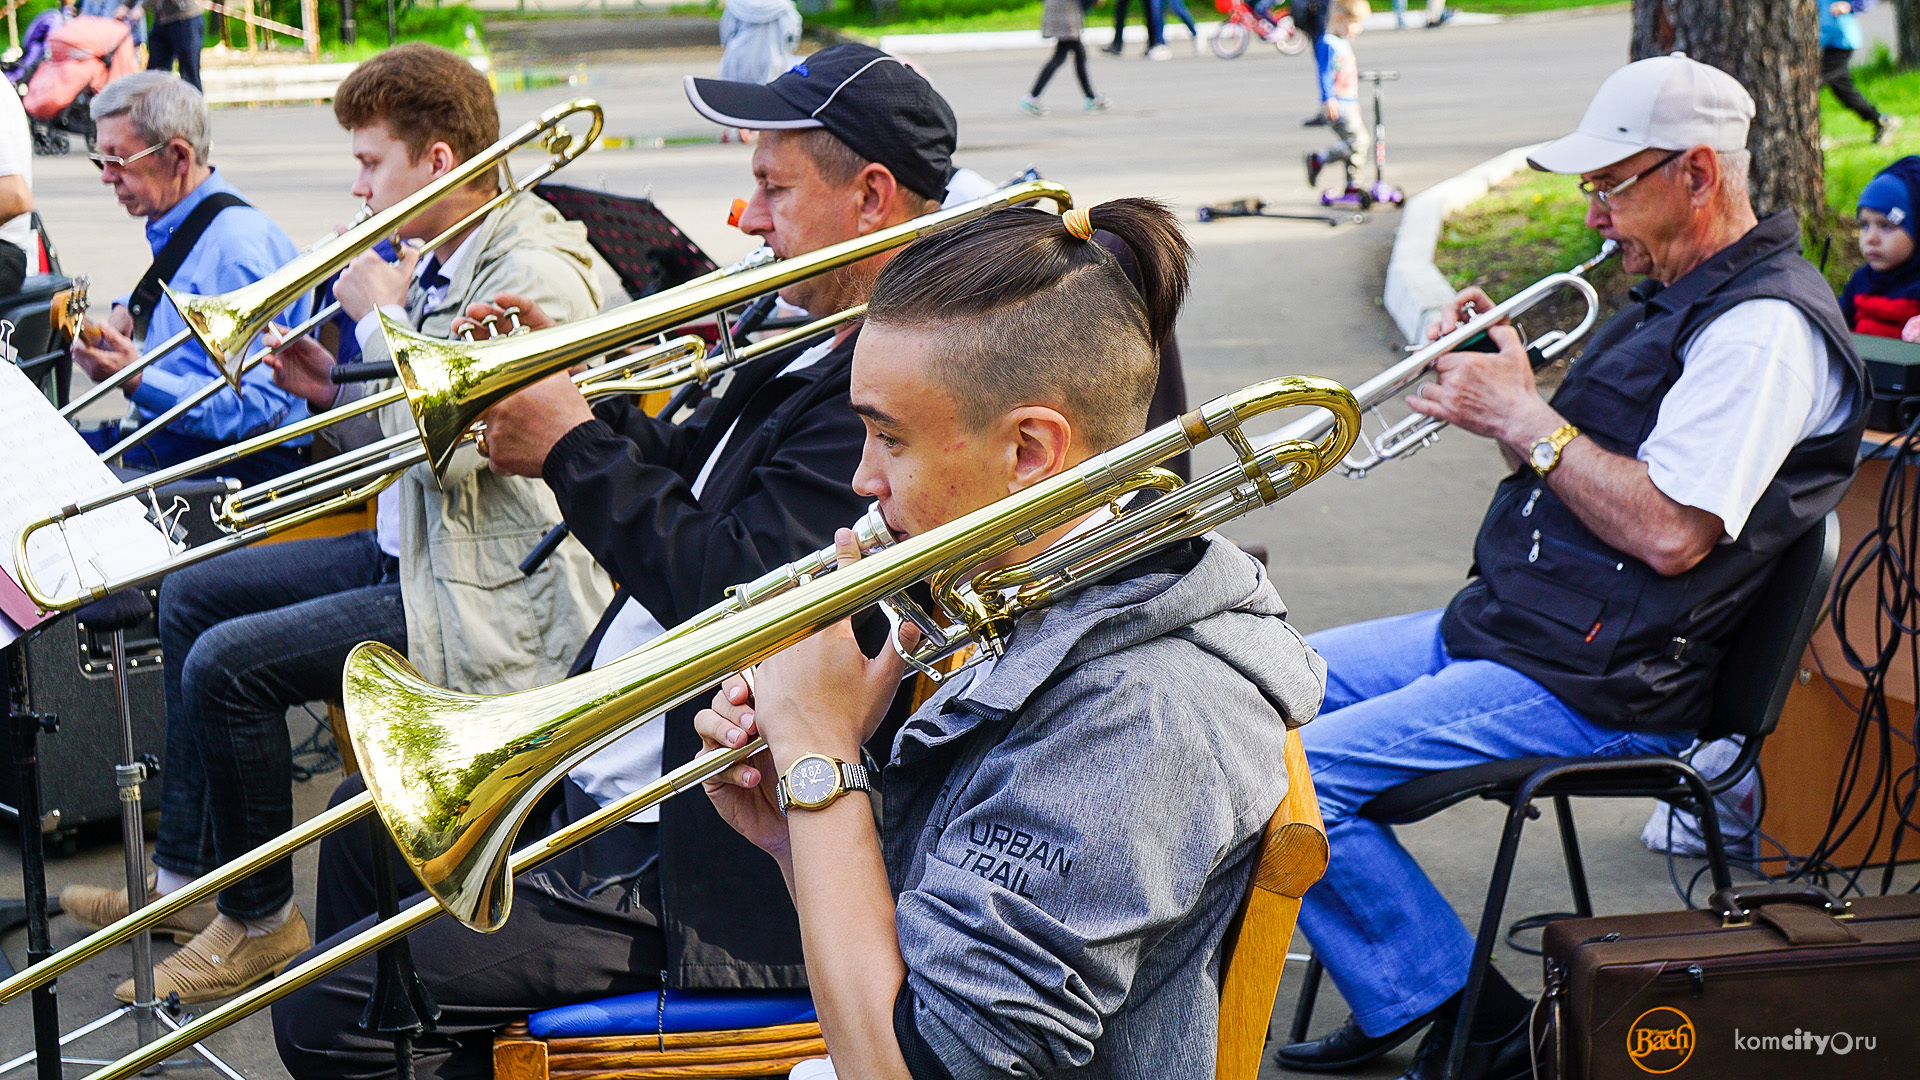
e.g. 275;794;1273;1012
1159;0;1199;54
145;0;202;90
1143;0;1170;59
1100;0;1129;54
1296;0;1330;124
1025;0;1110;115
1821;1;1900;144
718;0;802;85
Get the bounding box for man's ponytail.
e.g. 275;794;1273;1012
1076;198;1191;351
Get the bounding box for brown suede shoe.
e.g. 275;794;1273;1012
60;878;216;944
115;910;311;1005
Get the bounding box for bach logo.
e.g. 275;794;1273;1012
1627;1007;1695;1073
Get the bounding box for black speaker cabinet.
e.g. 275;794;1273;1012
0;597;166;838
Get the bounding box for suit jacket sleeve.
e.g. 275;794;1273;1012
540;373;868;625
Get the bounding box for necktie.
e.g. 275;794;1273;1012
420;257;450;295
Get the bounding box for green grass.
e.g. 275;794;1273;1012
1438;48;1920;315
0;0;484;62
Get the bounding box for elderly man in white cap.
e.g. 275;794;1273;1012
1275;55;1865;1080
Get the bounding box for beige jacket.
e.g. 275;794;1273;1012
359;192;614;695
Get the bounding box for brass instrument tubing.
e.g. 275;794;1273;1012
59;328;194;419
13;384;405;611
0;793;375;1002
100;130;590;463
80;738;767;1080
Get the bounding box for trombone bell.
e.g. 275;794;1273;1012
165;282;257;390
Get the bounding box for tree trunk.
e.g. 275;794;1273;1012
1629;0;1823;224
1898;0;1920;66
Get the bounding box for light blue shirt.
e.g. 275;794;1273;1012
123;168;310;443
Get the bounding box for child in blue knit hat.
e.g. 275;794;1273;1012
1841;157;1920;339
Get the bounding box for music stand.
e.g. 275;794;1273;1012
0;599;246;1080
533;183;718;299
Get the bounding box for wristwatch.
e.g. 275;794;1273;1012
776;753;874;816
1529;423;1580;477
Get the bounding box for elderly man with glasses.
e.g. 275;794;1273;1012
1273;56;1867;1080
70;70;308;481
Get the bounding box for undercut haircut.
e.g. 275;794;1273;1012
333;43;499;172
867;198;1191;451
92;72;211;165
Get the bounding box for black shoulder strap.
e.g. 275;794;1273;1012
128;191;249;339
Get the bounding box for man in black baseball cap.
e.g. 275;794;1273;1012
686;43;958;207
680;43;958;318
281;46;965;1069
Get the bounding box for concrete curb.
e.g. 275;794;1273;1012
200;53;489;106
1383;141;1543;344
878;9;1500;54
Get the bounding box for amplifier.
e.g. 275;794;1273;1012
0;596;167;838
1853;333;1920;433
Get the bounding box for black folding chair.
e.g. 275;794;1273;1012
1287;511;1841;1080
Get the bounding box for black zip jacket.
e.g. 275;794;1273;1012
542;328;869;988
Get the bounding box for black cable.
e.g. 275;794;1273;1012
1777;407;1920;899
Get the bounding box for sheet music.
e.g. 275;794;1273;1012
0;363;176;645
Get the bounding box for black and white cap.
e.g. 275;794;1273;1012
684;44;958;203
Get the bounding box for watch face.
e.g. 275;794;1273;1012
1530;440;1556;471
787;756;841;807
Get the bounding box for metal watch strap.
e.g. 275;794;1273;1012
777;759;874;815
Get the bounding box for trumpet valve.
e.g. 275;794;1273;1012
501;307;525;335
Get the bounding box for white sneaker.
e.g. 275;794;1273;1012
1146;44;1172;60
1019;95;1048;117
1085;94;1112;112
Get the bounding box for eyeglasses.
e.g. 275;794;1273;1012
1577;149;1687;208
88;142;165;172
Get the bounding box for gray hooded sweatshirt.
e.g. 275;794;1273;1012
884;534;1326;1080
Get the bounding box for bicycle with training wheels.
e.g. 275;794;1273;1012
1210;0;1309;58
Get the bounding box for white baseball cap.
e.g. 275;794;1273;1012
1527;54;1754;175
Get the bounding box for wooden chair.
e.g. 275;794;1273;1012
493;727;1327;1080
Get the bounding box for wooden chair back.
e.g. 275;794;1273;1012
1216;726;1328;1080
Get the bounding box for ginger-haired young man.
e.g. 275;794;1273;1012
61;43;612;1005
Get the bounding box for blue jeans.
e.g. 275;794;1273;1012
154;531;405;919
1297;610;1691;1036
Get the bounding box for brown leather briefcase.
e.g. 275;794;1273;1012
1534;884;1920;1079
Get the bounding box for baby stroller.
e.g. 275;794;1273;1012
3;3;75;87
22;14;137;156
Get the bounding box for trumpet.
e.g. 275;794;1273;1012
65;372;1361;1080
13;180;1071;613
60;98;605;444
1255;241;1614;474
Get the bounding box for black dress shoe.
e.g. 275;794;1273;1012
1099;41;1125;55
1400;1011;1533;1080
1274;1012;1434;1072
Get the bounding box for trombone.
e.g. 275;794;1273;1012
60;97;606;453
64;372;1362;1080
12;179;1071;612
1255;240;1615;474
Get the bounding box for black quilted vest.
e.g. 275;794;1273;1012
1440;213;1865;732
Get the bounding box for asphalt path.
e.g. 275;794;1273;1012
5;11;1738;1080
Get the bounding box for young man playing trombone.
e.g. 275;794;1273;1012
59;43;612;1006
274;45;989;1080
695;199;1326;1079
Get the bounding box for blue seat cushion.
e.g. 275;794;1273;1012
526;989;817;1039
